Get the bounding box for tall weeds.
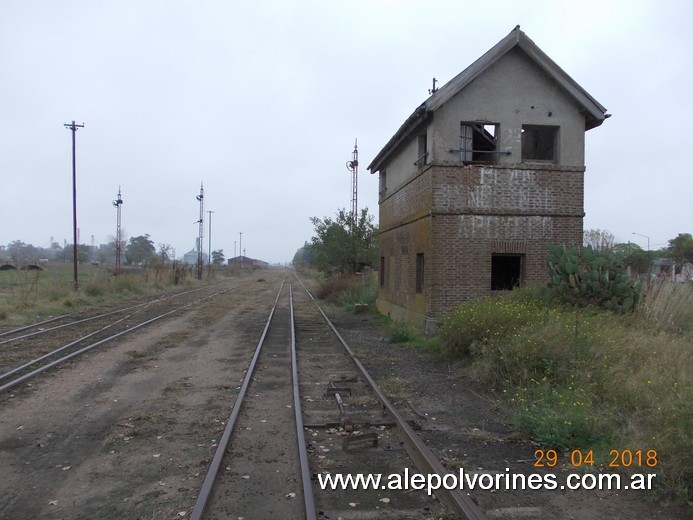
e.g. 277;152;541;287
439;286;692;499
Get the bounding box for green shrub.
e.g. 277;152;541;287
442;292;692;498
317;272;377;310
84;281;105;297
513;383;607;449
438;297;542;358
388;321;416;343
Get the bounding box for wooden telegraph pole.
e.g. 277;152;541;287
64;121;84;291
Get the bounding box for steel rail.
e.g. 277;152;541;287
190;279;286;520
0;313;75;338
294;272;487;520
0;283;218;345
0;288;233;394
289;285;317;520
0;313;133;383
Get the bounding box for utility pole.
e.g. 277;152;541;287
207;210;214;264
196;183;204;280
64;120;84;291
113;187;123;276
239;232;243;269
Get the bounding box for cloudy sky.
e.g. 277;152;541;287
1;0;691;263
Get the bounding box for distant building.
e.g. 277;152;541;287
368;26;608;333
183;241;203;265
227;256;269;270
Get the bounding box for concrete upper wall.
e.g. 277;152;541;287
431;48;586;167
378;47;589;197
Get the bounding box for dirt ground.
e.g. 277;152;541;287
0;270;688;519
327;310;690;520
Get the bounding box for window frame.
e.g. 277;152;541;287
460;122;499;164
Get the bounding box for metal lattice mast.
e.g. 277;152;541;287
196;183;205;280
346;138;359;228
113;187;123;276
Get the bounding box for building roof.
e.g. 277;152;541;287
368;26;608;173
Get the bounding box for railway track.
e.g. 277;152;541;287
0;270;490;519
0;282;236;394
189;273;486;519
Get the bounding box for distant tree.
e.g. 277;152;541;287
125;234;156;265
309;208;378;275
158;243;173;263
583;228;615;251
613;242;652;274
7;240;28;262
667;233;693;264
292;242;316;268
212;249;225;265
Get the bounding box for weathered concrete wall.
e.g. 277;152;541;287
430;48;587;167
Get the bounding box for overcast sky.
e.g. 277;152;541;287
1;0;691;263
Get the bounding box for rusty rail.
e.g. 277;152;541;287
294;271;487;520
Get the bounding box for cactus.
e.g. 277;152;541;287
545;243;642;312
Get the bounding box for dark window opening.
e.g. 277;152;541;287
380;256;386;287
416;134;428;168
379;170;387;199
461;122;498;163
522;125;558;162
415;253;424;293
491;254;523;290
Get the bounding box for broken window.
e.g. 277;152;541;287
460;122;498;163
522;125;558;162
491;254;523;290
379;169;387;199
416;134;428;168
415;253;424;293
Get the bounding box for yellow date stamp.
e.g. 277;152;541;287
534;449;659;468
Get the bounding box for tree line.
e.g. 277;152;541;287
0;236;227;266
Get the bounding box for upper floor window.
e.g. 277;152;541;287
379;170;387;199
415;134;428;168
522;125;558;162
460;122;499;164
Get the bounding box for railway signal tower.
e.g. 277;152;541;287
113;187;123;276
346;139;359;229
195;183;205;280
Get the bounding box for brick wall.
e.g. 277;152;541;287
377;162;584;327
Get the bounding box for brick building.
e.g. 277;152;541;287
367;26;608;333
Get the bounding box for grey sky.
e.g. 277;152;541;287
1;0;691;263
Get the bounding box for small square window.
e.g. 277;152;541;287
522;125;558;162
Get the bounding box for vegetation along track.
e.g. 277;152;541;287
0;282;235;394
191;272;485;519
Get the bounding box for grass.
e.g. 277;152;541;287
0;262;215;327
437;283;692;500
316;271;378;311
